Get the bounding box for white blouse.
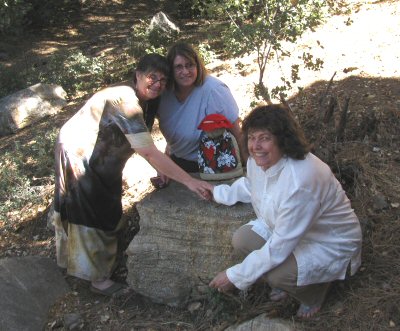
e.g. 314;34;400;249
213;153;362;290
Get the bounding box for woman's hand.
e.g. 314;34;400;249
151;172;169;188
153;145;171;187
209;271;236;293
136;145;214;200
186;178;214;200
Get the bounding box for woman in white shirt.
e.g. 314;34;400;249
208;104;362;318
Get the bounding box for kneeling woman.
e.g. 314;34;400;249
209;104;362;318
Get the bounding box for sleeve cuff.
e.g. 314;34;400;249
126;132;153;149
226;265;251;291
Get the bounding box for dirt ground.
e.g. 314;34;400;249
0;0;399;330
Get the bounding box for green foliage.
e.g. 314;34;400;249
0;127;58;222
35;50;110;95
197;43;217;65
194;0;327;103
128;19;180;60
326;0;352;15
0;50;110;99
128;16;216;66
175;0;201;18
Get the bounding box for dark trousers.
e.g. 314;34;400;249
170;154;198;173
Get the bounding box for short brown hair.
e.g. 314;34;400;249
166;42;207;88
242;104;311;160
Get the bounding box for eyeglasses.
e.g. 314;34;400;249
146;73;167;87
173;62;196;73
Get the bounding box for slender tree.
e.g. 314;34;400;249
195;0;326;103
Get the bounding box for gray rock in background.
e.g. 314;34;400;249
0;83;67;136
126;180;255;306
148;11;180;34
0;256;69;331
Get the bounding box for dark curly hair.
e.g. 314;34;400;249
242;104;311;160
133;53;169;85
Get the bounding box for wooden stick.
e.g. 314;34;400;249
323;95;337;124
336;96;351;142
319;71;337;107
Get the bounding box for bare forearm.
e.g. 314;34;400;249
136;145;193;186
149;151;193;185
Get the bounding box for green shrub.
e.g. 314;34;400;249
197;43;217;65
194;0;327;103
35;50;110;96
128;19;180;60
0;127;58;222
0;50;111;99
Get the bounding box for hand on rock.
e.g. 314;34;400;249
209;271;236;293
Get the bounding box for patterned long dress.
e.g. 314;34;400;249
53;86;155;281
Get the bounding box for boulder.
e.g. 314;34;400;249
148;11;180;35
0;83;67;136
126;179;255;306
0;256;69;331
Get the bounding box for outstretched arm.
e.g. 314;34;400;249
135;144;213;199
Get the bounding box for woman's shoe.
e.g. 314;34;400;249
90;282;128;298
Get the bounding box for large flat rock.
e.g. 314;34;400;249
0;83;67;136
225;313;295;331
0;256;69;331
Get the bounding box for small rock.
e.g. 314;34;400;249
372;194;388;211
187;301;201;313
64;313;83;330
48;319;62;329
224;313;295;331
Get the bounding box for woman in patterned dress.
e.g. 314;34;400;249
52;54;213;296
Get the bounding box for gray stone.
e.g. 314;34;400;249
126;180;255;306
372;193;388;211
148;11;180;35
64;312;84;330
0;256;70;331
225;313;295;331
0;83;67;136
